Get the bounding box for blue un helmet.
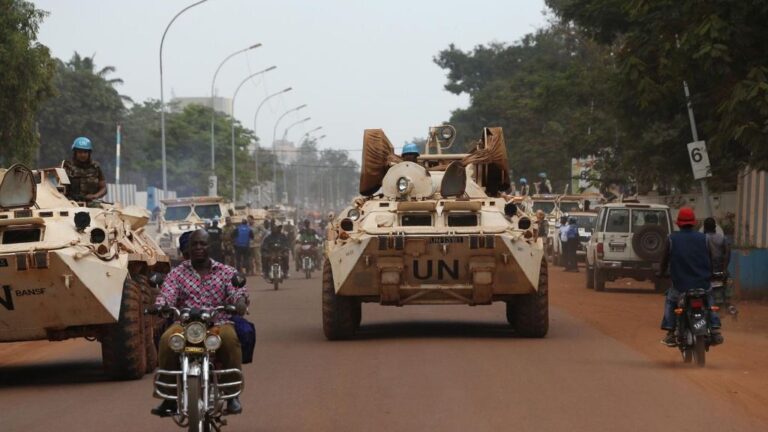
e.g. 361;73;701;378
538;172;547;178
402;143;420;156
71;137;93;151
519;177;527;184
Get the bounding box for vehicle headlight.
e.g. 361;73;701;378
347;208;360;221
204;334;222;351
185;322;206;344
397;177;409;194
169;333;186;352
440;126;455;141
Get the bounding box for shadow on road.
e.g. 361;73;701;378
354;320;523;340
0;360;108;388
602;287;662;295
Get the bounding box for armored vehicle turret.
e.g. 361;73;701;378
0;164;169;379
322;126;548;340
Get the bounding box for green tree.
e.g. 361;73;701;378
37;53;126;178
0;0;55;165
547;0;768;177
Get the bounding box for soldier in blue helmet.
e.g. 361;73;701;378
63;136;107;202
401;143;420;163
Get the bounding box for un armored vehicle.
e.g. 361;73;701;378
0;164;169;379
156;196;234;261
322;125;548;340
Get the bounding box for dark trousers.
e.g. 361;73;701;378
158;323;242;386
234;246;251;273
661;289;722;330
565;238;578;270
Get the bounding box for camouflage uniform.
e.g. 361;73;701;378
248;221;263;275
63;160;105;201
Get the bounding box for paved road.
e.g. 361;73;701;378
0;270;763;432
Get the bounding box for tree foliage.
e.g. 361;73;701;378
0;0;55;165
547;0;768;175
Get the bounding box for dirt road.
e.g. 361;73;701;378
0;267;765;431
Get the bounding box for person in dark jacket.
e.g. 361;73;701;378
658;207;723;346
261;221;290;278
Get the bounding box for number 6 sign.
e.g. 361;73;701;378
687;141;712;180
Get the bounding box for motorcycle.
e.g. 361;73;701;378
298;241;317;279
710;271;738;319
147;274;246;432
265;247;286;290
672;288;719;367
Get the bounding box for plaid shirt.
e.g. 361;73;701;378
155;259;248;324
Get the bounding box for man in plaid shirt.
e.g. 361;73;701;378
152;229;249;417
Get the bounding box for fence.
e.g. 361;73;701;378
106;183;176;211
735;168;768;248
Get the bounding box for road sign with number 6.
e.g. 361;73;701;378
687;141;711;180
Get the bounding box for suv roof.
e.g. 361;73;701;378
600;202;670;210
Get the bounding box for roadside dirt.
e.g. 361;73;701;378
550;263;768;425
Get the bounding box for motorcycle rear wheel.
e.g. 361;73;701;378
694;336;706;367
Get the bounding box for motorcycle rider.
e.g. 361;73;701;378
295;219;321;270
261;220;290;279
658;207;723;346
63;136;107;203
151;229;249;416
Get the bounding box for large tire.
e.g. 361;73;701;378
511;259;549;338
322;258;357;340
694;336;706;367
585;265;594;289
632;225;667;262
135;273;159;374
594;268;606;292
102;276;147;380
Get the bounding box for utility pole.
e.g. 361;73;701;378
682;81;714;218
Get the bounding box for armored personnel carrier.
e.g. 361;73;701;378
0;164;169;379
322;125;548;340
156;196;234;261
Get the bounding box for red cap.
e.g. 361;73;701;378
676;207;696;227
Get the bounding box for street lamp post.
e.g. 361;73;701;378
159;0;208;192
272;104;307;202
209;43;261;196
230;66;277;204
252;87;292;204
281;117;311;141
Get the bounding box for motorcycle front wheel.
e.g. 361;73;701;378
187;376;209;432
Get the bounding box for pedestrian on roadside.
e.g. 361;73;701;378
558;215;569;268
565;216;579;271
232;219;254;274
205;217;224;263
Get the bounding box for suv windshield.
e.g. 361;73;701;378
532;201;555;213
605;209;630;232
194;204;222;220
574;215;596;231
632;209;669;233
164;206;192;221
559;201;581;213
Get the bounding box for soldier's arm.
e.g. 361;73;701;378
89;166;108;200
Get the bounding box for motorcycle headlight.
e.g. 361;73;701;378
204;334;222;351
169;333;186;352
185;322;206;344
397;177;409;194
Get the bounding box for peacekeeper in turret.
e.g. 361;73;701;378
63;136;107;204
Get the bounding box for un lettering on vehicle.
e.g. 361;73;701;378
412;259;460;281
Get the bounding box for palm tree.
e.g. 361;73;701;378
66;52;133;103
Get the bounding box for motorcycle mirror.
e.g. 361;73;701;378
148;272;165;288
231;273;247;288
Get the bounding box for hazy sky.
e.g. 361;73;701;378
35;0;549;161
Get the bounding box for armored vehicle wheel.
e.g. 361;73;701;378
586;265;594;289
594;268;606;292
322;258;357;340
135;273;159;373
510;259;549;338
102;276;148;380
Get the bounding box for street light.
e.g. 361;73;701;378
251;87;292;205
282;117;311;141
253;87;292;140
300;126;323;142
209;43;261;195
272;104;307;202
159;0;209;192
230;66;277;203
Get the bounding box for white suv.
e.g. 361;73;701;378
585;203;672;292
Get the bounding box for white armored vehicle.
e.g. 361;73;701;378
156;196;234;261
0;164;169;379
322;126;548;339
